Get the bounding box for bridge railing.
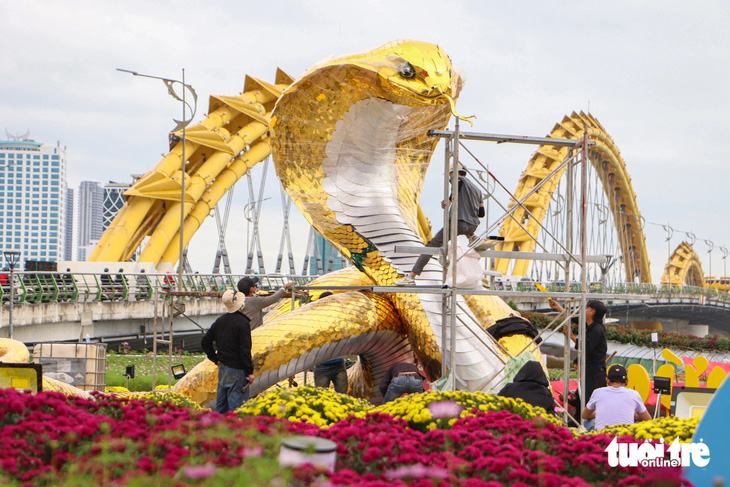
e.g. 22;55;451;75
0;271;317;305
539;281;730;303
2;271;729;305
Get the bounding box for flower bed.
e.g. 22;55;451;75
104;386;130;394
238;386;560;431
313;412;685;486
594;415;699;443
238;385;371;427
0;388;303;486
0;387;690;486
372;389;562;432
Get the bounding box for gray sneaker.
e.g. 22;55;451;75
469;236;496;251
394;275;416;286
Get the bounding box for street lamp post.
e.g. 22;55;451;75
705;239;714;280
4;250;21;339
116;68;197;292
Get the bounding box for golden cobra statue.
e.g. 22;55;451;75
173;41;542;404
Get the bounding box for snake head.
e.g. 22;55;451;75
372;40;475;125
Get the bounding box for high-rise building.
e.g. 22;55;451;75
76;181;103;261
64;188;74;261
0;135;68;269
309;234;346;275
102;181;129;231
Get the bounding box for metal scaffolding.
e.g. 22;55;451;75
146;121;650;427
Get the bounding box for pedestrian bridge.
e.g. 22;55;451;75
2;271;730;346
0;272;315;347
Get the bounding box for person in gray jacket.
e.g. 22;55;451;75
237;276;294;330
395;163;486;286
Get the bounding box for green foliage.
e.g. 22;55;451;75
521;310;730;352
105;351;205;391
548;368;577;381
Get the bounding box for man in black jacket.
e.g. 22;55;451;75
201;289;254;413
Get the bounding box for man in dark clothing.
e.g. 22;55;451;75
201;289;254;413
380;361;425;403
557;358;582;427
498;361;555;415
314;358;348;393
395;163;486;286
312;292;349;394
549;298;608;419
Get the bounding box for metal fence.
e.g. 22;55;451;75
2;271;729;305
0;271;317;304
500;281;730;303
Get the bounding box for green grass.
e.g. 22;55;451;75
105;351;206;391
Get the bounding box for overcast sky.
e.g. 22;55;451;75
2;0;729;282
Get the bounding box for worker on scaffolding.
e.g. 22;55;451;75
237;276;295;330
549;298;608;421
395;162;487;286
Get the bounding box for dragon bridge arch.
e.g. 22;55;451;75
661;242;705;287
90;69;434;268
90;70;295;266
494;111;651;283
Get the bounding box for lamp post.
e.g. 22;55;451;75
116;68;197;292
705;239;714;282
4;250;21;339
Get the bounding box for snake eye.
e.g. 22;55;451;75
399;63;416;79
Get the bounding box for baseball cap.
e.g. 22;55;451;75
607;364;628;382
237;276;259;295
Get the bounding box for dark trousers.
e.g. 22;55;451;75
575;367;606;424
585;367;607;404
383;376;424;403
412;220;478;276
215;364;250;414
313;361;348;394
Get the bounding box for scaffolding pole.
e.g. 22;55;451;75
578;129;589;418
447;119;461;389
440;122;453;379
563;147;574;424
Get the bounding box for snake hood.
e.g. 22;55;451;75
271;40;506;391
271;40;464;256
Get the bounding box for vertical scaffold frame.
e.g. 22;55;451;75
426;123;598;420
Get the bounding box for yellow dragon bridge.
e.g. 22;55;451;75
94;40;546;402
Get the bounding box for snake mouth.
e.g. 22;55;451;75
439;93;476;127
